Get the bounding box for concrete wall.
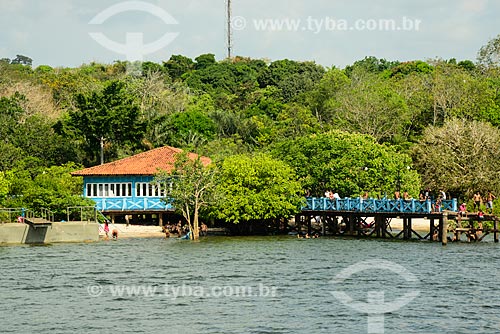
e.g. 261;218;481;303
0;222;99;245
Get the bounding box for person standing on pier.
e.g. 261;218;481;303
486;191;496;214
459;202;467;217
439;189;446;200
473;191;482;212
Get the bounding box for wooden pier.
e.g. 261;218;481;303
298;197;499;244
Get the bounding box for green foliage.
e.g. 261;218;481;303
344;56;400;76
141;61;165;75
164;55;195;80
215;154;303;223
10;54;33;67
166;109;217;148
413;118;500;198
272;130;421;198
1;163;93;219
155;152;217;239
477;34;500;69
2;47;500;214
195;54;216;70
389;60;434;78
305;67;349;124
258;59;325;102
0;93;79;169
326;68;411;143
0;172;9;199
67;80;145;164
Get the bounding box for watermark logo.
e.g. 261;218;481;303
88;1;179;62
330;259;420;334
231;16;422;33
86;283;278;299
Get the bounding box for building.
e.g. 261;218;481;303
71;146;211;226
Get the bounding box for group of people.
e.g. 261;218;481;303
162;220;208;239
297;232;320;239
324;190;341;200
472;191;496;214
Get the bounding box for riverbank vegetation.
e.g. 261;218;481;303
1;34;500;225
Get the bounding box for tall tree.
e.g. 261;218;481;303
67;80;145;165
477;34;500;69
156;152;216;240
413;119;500;198
272;130;420;197
331;68;410;143
214;153;303;224
10;54;33;67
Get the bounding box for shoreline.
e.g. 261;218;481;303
101;219;433;240
100;224;166;239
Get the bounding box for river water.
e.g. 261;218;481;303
1;236;500;334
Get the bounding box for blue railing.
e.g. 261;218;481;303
93;197;174;211
303;197;457;213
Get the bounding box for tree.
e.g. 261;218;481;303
477;34;500;69
214;154;304;224
258;59;325;102
344;56;400;76
10;54;33;67
163;55;195;80
194;54;216;70
305;67;349;124
429;61;497;125
272;130;420;197
165;109;217;148
156;152;216;240
67;80;145;165
413;118;500;198
331;68;411;143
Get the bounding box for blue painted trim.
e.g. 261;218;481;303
303;197;458;213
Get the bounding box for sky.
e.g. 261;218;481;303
0;0;499;68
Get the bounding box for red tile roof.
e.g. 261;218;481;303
72;146;211;176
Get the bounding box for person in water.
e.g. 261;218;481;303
111;229;119;240
162;226;170;238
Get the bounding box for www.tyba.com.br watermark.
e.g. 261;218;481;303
87;283;278;299
231;16;422;33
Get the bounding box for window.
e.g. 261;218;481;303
86;183;132;197
136;182;163;197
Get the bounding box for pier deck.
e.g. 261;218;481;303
298;198;499;244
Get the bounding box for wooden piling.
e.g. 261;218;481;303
494;218;499;243
429;218;435;242
295;214;301;234
322;214;326;236
442;212;448;246
403;217;409;240
408;218;413;239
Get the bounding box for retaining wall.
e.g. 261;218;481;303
0;222;99;245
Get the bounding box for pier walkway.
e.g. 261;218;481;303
298;197;499;244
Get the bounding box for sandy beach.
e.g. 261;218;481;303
99;223;166;239
98;218;433;240
389;218;431;232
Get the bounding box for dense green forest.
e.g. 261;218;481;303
1;34;500;217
